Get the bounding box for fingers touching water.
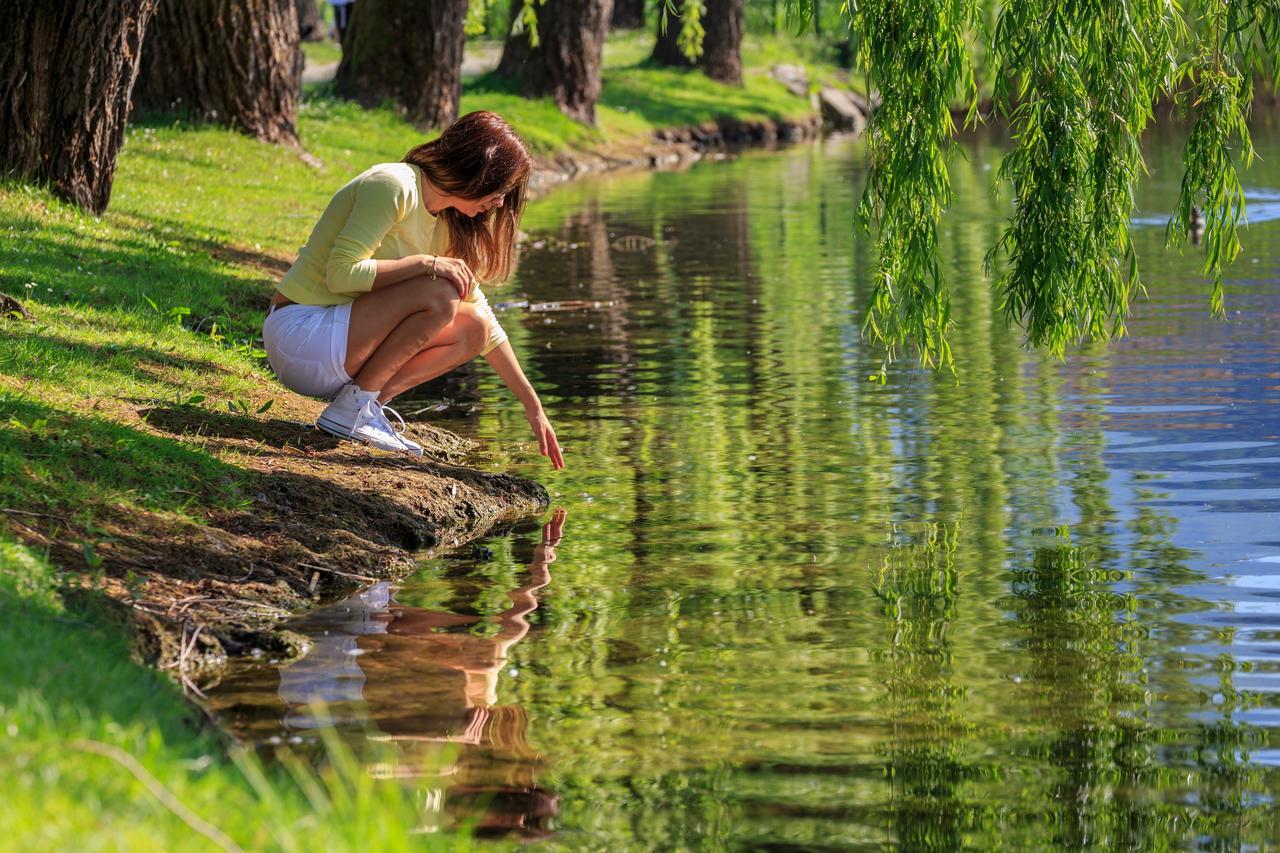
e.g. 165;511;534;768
527;408;564;470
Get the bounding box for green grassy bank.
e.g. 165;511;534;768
461;31;841;153
0;33;832;846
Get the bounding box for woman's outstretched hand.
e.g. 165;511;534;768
526;407;564;470
426;255;475;300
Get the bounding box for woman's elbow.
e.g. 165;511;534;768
324;258;375;293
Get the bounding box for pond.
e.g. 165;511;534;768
207;120;1280;847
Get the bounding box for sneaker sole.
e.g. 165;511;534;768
315;415;357;440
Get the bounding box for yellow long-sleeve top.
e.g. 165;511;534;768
277;162;508;354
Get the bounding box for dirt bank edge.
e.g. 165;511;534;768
7;381;549;684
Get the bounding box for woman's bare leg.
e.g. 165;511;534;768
344;276;461;391
379;304;488;402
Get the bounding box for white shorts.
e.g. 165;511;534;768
262;302;353;399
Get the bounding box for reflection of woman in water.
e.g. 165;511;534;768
277;509;566;839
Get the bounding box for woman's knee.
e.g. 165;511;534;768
424;282;461;322
454;303;490;357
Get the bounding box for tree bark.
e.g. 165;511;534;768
497;0;614;126
296;0;323;41
134;0;302;145
651;0;693;68
333;0;467;129
611;0;645;30
0;0;158;214
700;0;744;85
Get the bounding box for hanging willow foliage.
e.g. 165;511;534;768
499;0;1277;371
1169;0;1279;315
773;0;1277;372
845;0;978;380
989;0;1178;355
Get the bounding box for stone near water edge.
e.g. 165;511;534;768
771;64;810;98
818;87;868;135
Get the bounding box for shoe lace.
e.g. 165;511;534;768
380;404;407;436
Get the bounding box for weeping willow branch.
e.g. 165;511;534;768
509;0;545;47
989;0;1176;356
781;0;1276;374
1168;0;1276;316
679;0;708;62
845;0;978;381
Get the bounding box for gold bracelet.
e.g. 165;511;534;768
429;256;438;280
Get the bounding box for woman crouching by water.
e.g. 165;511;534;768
263;111;563;468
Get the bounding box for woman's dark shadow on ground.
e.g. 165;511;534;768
137;403;476;468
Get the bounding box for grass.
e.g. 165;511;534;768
0;29;840;843
302;38;344;69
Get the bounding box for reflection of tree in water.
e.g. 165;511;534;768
871;352;1273;848
1003;361;1268;848
277;510;566;840
874;522;977;850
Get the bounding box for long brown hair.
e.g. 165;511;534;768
403;111;533;283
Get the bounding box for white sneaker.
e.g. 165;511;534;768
380;405;424;457
316;384;412;454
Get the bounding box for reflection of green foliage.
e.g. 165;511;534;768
1003;530;1271;848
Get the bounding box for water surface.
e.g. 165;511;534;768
208;123;1280;848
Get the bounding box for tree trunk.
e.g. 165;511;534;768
497;0;614;125
134;0;302;145
700;0;743;85
333;0;467;129
296;0;323;40
0;0;158;213
611;0;645;30
651;0;693;68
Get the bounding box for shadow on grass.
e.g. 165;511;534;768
0;199;276;337
0;544;222;759
0;323;250;390
0;395;245;522
139;404;340;452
